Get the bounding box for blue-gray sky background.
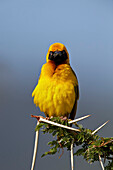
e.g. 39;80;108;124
0;0;113;170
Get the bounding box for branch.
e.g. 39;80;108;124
31;115;80;132
31;115;113;169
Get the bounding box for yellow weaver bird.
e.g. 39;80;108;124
32;43;79;120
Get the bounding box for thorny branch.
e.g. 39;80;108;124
31;115;113;170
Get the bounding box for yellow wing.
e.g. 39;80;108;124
69;68;79;120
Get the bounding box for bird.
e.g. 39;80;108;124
32;42;79;120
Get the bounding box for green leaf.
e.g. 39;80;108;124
35;123;45;131
78;124;83;129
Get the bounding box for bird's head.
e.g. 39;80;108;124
46;43;69;65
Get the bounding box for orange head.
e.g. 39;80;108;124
46;43;69;65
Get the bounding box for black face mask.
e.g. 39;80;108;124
48;50;68;64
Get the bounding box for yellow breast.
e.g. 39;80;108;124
32;62;78;117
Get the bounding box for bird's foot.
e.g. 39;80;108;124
60;116;68;121
45;116;54;120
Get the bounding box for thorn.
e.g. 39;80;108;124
31;115;80;132
92;120;109;135
71;139;74;170
31;121;40;170
69;114;91;124
99;155;105;170
39;117;80;132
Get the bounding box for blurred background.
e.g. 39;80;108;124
0;0;113;169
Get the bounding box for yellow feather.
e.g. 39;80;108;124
32;63;78;117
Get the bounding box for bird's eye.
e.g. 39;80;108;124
49;51;54;60
62;50;67;60
49;51;53;55
62;50;66;55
